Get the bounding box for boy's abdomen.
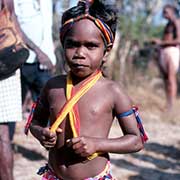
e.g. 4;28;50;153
48;150;109;179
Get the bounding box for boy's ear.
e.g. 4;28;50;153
102;44;113;63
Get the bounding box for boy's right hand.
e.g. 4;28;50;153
38;127;62;149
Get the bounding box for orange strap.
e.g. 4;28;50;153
50;71;102;160
50;71;102;133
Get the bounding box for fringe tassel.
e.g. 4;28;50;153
132;106;148;143
24;99;39;135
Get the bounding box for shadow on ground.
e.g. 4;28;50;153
13;143;47;161
111;142;180;180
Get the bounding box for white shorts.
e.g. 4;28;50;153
160;46;180;73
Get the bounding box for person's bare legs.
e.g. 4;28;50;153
0;123;14;180
164;58;177;110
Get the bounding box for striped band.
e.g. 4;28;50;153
60;14;114;47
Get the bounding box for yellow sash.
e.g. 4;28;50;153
50;71;102;160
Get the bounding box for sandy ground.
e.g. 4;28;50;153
13;82;180;180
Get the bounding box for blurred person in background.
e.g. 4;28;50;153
9;0;57;177
10;0;57;133
0;0;24;179
14;0;56;105
1;0;56;179
152;4;180;110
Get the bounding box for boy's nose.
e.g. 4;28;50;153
75;46;85;57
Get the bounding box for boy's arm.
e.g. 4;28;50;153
67;83;144;158
6;0;53;70
29;86;58;148
97;84;143;154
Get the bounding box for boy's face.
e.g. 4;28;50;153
63;19;108;78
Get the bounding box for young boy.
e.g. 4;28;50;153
27;0;147;179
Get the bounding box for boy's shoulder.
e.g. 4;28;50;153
101;78;132;107
101;76;123;86
100;77;125;94
45;74;67;89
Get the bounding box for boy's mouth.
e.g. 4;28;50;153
71;63;88;68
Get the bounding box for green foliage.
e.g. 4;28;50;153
148;24;164;38
116;7;165;79
118;14;164;45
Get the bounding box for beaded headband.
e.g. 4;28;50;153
60;0;114;48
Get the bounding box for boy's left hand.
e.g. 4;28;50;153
66;136;97;157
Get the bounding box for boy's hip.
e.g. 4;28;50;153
39;161;116;180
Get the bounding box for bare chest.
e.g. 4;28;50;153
49;86;114;137
164;22;176;40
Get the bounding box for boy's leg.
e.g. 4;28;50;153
0;123;14;180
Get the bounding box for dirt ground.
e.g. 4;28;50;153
13;80;180;180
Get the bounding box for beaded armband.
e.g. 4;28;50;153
24;98;39;135
116;107;148;143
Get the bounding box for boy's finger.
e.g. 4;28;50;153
43;140;56;147
66;137;83;147
73;142;86;152
47;136;56;142
56;128;62;133
49;132;57;138
66;139;72;147
42;128;55;138
71;137;82;144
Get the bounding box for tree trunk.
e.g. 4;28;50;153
104;31;121;79
145;0;163;24
119;40;131;83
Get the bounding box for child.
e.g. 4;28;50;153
27;0;147;179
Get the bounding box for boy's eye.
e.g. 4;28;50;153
65;40;79;48
64;40;99;50
85;42;99;50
